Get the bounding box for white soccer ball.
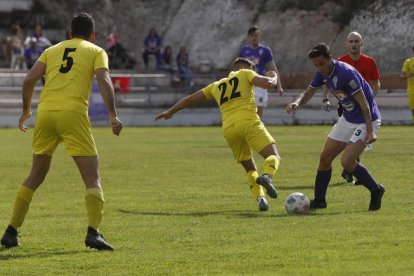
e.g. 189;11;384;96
285;192;310;214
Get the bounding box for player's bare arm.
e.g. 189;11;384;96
321;85;331;111
95;68;123;136
286;87;316;114
251;72;278;89
19;61;46;132
400;71;414;79
155;90;208;121
266;61;283;95
353;90;376;144
369;79;380;96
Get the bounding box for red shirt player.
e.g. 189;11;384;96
338;32;380;95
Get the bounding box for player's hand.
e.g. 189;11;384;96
365;131;377;144
110;116;123;136
18;111;32;132
285;103;299;114
322;100;331;112
266;71;277;78
266;71;279;91
154;111;173;121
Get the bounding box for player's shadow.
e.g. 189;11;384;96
0;249;91;260
118;209;247;217
278;181;348;190
118;208;364;219
236;209;366;218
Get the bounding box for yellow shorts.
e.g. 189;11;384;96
33;111;97;156
223;119;275;163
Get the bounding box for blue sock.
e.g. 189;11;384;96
314;169;332;201
352;163;380;192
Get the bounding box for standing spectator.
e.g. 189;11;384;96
286;43;384;211
0;12;123;250
401;46;414;124
322;31;381;184
176;46;194;89
240;26;283;120
24;24;52;51
142;28;162;69
155;58;280;212
2;34;11;65
7;25;25;70
24;37;43;69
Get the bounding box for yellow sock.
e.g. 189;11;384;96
85;188;105;231
246;170;265;198
264;155;280;177
10;185;34;229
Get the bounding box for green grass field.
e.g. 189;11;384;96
0;125;413;275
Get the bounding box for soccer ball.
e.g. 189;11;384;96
285;192;310;214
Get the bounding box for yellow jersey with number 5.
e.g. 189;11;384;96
202;69;259;129
37;38;108;114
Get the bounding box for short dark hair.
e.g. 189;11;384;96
71;12;95;38
247;26;260;35
232;57;256;70
308;43;331;59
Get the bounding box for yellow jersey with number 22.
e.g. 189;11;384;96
202;69;259;129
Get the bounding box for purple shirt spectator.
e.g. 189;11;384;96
142;28;162;68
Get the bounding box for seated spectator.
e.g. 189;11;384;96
157;45;180;82
176;46;194;89
24;37;43;69
107;28;120;49
24;24;51;51
142;28;162;69
7;25;25;70
157;46;174;70
107;32;136;69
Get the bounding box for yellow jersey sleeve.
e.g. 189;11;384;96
202;83;215;100
94;50;109;71
402;58;414;88
38;50;47;65
402;59;409;73
243;68;258;83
